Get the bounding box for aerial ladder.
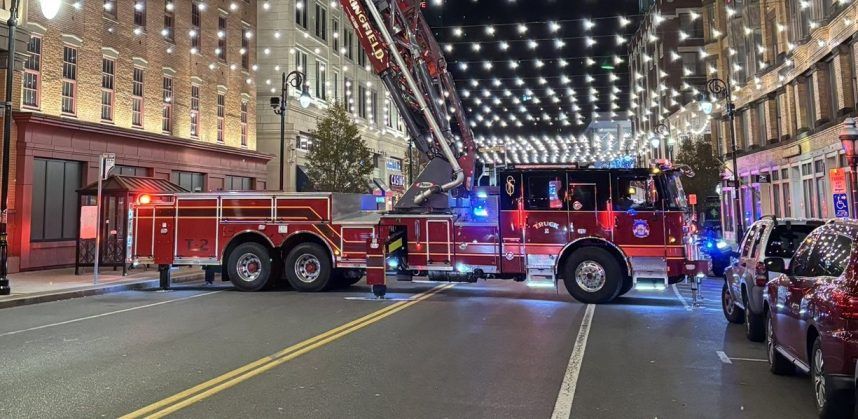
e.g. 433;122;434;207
340;0;477;212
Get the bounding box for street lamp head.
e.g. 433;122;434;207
840;117;858;158
650;136;660;148
40;0;62;19
699;95;714;115
299;87;312;109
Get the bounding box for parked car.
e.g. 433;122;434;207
764;220;858;418
722;216;823;342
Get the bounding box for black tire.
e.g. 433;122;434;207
767;311;794;375
284;243;332;292
327;269;362;289
744;293;765;342
722;282;744;324
227;242;274;292
618;278;633;296
562;247;622;304
811;337;855;418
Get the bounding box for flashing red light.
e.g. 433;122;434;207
138;194;152;205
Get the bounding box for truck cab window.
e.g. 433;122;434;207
568;184;596;211
614;176;656;211
524;174;566;210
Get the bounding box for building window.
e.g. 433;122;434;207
315;3;327;40
163;1;174;41
315;59;326;101
31;158;81;241
132;67;144;127
225;175;253;191
62;46;77;115
22;36;41;109
296;0;308;29
240;100;248;147
191;3;201;52
241;27;250;70
344;30;354;60
296;135;312;151
828;59;839;119
345;77;353;113
357;50;367;67
171;170;205;192
386;102;394;128
815;160;827;217
162;76;173;133
190;84;200;138
114;165;149;176
101;58;115;122
371;91;378;125
104;0;116;19
331;71;339;102
756;101;767;146
295;49;307;73
217;15;227;61
332;19;339;51
217;93;225;143
134;0;146;28
358;84;367;119
804;75;816;131
679;12;704;39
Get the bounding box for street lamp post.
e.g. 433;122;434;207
270;71;311;192
0;0;21;295
840;118;858;219
700;78;744;241
655;122;671;161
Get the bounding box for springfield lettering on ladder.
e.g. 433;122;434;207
348;0;386;60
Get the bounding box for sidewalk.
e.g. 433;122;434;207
0;266;208;309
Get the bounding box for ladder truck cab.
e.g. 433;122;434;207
130;0;708;304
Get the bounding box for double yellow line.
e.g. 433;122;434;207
122;283;454;418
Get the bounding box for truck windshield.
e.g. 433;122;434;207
662;172;688;211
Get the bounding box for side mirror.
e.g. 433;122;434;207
765;257;787;274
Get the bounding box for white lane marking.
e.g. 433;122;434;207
730;357;767;362
671;284;692;311
0;291;222;338
551;304;595;419
716;351;733;364
343;297;415;302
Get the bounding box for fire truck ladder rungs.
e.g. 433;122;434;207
363;0;464;205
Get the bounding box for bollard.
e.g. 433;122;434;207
690;274;700;306
159;265;171;290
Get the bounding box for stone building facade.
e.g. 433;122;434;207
629;0;708;162
255;0;409;196
5;0;269;271
704;0;858;242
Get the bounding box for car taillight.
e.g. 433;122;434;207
755;261;768;287
832;290;858;319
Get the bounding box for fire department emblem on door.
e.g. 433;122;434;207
633;219;650;238
505;176;516;196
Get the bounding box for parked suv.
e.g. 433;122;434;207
765;220;858;418
722;217;823;341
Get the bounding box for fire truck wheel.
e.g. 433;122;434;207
227;242;274;292
618;278;634;296
562;248;622;304
284;243;332;292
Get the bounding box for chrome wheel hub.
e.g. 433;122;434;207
767;317;775;363
294;254;321;284
814;348;826;408
236;253;262;283
575;261;606;293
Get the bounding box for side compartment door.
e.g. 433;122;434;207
427;218;452;269
174;197;219;261
153;202;176;265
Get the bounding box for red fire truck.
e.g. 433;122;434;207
130;0;708;303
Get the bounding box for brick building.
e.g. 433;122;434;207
4;0;270;271
255;0;409;196
704;0;858;243
628;0;708;162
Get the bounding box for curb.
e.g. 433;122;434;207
0;272;207;310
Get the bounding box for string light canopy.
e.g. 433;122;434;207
425;1;642;166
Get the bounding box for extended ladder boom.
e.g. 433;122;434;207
341;0;476;211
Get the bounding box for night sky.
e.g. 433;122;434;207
423;0;642;140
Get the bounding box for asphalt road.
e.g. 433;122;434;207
0;278;819;418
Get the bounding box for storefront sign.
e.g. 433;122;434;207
752;174;771;184
831;168;850;218
389;174;405;189
80;206;98;239
386;158;402;172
